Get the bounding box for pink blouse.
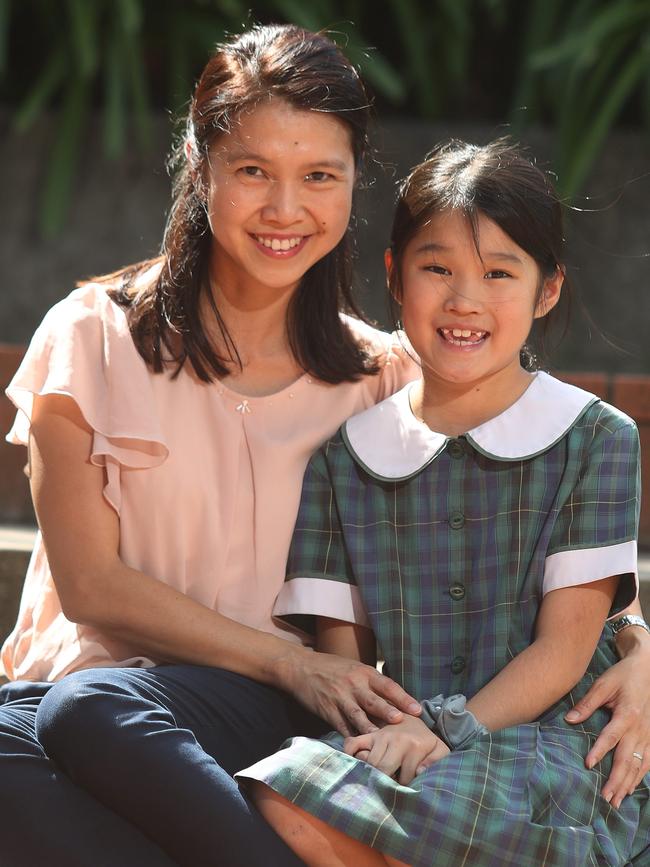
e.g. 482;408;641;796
2;281;419;681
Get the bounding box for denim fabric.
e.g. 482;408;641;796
0;680;175;867
2;666;322;866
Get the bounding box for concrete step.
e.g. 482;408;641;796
1;525;650;646
0;525;36;643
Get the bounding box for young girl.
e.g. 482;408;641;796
239;139;650;866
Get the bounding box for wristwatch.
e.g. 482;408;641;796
610;614;650;636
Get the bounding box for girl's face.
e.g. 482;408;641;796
393;209;562;393
204;99;356;302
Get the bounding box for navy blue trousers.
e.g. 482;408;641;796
0;665;325;867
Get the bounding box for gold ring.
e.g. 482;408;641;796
633;752;643;761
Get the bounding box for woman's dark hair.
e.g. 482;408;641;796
106;23;378;383
388;138;569;368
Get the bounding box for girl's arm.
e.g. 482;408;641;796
466;576;618;731
316;617;377;666
29;393;420;735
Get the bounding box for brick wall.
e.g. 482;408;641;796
558;372;650;547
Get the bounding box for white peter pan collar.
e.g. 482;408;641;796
342;371;599;481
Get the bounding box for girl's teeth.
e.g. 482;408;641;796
441;328;486;346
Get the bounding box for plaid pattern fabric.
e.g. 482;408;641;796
239;400;649;866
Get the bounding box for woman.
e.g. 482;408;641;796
2;23;649;867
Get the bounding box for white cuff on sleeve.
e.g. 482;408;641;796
273;577;370;627
543;540;638;617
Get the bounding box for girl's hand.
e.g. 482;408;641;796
343;715;450;785
565;643;650;808
283;650;421;737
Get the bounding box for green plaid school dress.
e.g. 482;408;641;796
238;373;650;866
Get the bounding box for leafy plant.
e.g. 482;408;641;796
519;0;650;195
2;0;648;235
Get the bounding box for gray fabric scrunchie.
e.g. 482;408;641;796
419;694;489;751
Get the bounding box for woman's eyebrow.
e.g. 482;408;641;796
302;159;350;172
222;148;269;165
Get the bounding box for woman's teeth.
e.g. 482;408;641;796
440;327;487;346
255;235;303;251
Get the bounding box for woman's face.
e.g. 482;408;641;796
203;99;356;303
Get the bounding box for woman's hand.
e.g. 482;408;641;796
343;715;449;785
565;632;650;808
281;649;422;737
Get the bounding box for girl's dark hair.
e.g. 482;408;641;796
106;23;378;383
388;138;569;368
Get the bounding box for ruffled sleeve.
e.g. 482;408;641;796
341;315;420;402
5;282;168;512
374;332;420;401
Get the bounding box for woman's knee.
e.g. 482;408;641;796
36;668;167;766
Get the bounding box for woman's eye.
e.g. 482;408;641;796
240;165;265;178
306;171;333;183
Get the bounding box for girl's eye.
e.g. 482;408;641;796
485;270;511;279
425;264;450;276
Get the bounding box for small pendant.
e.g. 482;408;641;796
235;399;251;414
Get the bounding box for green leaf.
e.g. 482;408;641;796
561;48;648;195
563;30;631;141
215;0;248;18
344;42;406;104
165;12;193;116
480;0;508;29
439;0;470;84
266;0;322;32
65;0;100;77
509;0;564;126
125;32;152;151
113;0;143;36
177;8;228;56
0;0;11;78
644;38;650;135
116;0;142;35
13;46;67;133
384;0;437;114
103;25;126;159
531;1;650;70
40;77;90;238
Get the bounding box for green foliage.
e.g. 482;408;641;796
2;0;649;235
524;0;650;195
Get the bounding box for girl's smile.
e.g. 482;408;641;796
393;208;562;431
438;326;489;348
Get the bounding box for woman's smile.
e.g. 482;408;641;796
205;99;356;299
251;233;311;257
